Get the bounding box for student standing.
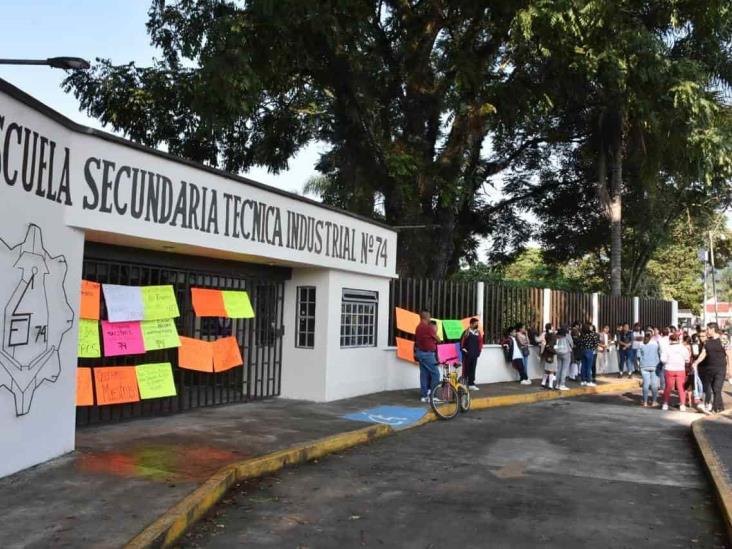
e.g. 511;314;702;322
508;327;531;385
538;323;557;389
617;323;633;377
577;323;600;387
639;332;660;407
554;326;573;391
630;323;644;374
414;310;440;402
460;318;483;391
660;333;690;411
596;325;611;375
516;323;531;380
692;323;729;414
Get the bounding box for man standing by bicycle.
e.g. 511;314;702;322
461;317;483;391
415;310;440;403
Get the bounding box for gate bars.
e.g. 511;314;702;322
389;278;676;345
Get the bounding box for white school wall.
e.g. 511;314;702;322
0;93;85;478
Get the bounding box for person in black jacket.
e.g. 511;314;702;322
460;318;483;391
692;322;729;414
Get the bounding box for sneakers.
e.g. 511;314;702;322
587;382;597;387
662;403;669;411
580;381;587;386
559;385;570;391
469;385;480;391
520;379;532;385
680;405;687;412
420;397;429;403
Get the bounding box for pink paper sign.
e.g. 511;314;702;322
437;343;460;364
102;321;145;357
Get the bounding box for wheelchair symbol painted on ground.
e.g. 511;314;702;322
343;405;427;429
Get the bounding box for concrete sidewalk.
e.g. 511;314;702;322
0;376;636;549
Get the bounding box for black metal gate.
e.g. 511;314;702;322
76;245;286;426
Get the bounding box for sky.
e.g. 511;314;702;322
0;0;320;195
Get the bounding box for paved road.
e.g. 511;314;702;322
179;392;728;548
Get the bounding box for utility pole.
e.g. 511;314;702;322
710;232;719;326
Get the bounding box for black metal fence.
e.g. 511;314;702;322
389;278;674;345
77;254;284;426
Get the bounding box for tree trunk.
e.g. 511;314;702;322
609;146;623;296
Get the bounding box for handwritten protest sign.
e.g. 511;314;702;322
437;343;460;364
78;319;101;358
395;308;420;334
136;362;177;399
76;367;94;406
212;336;243;372
141;285;180;320
102;321;145;357
178;336;214;372
94;366;140;405
80;280;100;320
222;291;255;318
141;319;180;351
431;318;444;341
191;288;227;317
441;319;465;340
395;337;416;364
103;284;145;322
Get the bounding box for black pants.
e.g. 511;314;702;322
512;358;527;380
463;354;478;385
701;365;726;412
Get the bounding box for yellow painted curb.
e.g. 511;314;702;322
125;377;638;548
124;423;393;549
692;414;732;544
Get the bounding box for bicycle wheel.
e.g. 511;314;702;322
458;385;471;413
431;381;459;420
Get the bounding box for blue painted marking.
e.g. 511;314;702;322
342;405;427;428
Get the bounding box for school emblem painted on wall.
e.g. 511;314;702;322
0;225;73;416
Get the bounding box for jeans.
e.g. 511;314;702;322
619;349;631;373
556;352;572;387
581;350;595;382
512;358;528;381
416;349;440;398
627;349;638;373
641;368;658;403
663;370;686;406
522;355;530;379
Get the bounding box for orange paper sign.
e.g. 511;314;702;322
191;288;227;317
395;307;421;334
76;367;94;406
395;337;417;364
93;366;140;406
461;317;484;335
178;336;214;372
213;336;244;372
80;280;101;320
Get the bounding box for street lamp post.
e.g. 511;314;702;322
0;57;90;70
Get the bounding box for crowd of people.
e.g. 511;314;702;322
411;308;730;414
504;321;730;414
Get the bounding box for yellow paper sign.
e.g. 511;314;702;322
141;285;180;320
431;318;444;341
141;319;181;351
222;291;255;318
135;362;177;399
78;319;101;358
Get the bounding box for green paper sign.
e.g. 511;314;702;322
442;320;464;340
141;285;180;320
141;319;181;351
136;362;177;399
222;291;255;318
78;318;101;358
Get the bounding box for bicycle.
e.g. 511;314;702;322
430;362;471;420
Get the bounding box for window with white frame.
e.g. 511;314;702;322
296;286;316;348
340;289;378;348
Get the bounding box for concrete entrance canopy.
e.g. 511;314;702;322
0;79;397;278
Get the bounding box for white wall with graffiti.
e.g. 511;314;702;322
0;91;84;478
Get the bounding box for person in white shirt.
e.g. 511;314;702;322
630;323;644;374
596;325;611;375
509;328;531;385
657;327;670;392
660;333;690;411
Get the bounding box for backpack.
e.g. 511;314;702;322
554;336;569;355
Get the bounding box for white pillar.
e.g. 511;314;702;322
476;281;485;319
543;288;551;327
592;292;599;328
671;300;679;327
633;297;640;324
